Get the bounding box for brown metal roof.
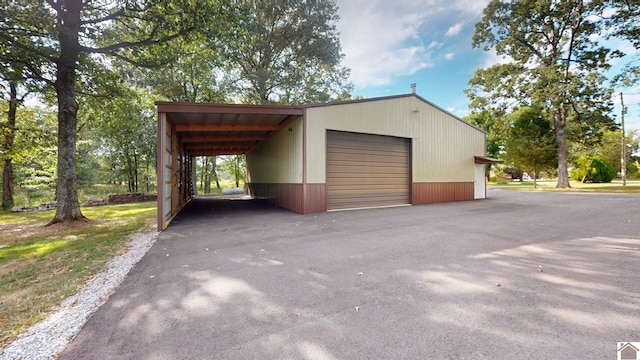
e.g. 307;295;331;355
156;102;304;156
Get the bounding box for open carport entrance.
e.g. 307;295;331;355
156;102;304;230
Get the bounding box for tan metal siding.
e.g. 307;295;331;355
305;97;485;184
247;117;303;184
326;131;409;210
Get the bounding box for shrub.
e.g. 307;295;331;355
570;155;616;183
628;161;639;178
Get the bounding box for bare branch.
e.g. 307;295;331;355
0;32;58;63
79;28;190;55
45;0;61;12
513;36;544;59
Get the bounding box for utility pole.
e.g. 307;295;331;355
620;92;627;186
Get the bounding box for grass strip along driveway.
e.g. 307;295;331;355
0;202;156;347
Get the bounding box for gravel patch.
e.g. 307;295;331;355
0;228;159;360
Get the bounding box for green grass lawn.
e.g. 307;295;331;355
0;202;157;347
195;179;245;195
489;179;640;193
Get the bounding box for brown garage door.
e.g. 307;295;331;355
326;131;410;210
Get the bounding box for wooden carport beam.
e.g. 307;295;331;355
175;124;280;132
190;150;247;156
181;135;267;143
186;141;258;151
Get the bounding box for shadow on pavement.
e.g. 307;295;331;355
59;191;640;359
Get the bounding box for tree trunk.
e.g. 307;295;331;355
2;162;12;210
553;106;571;188
125;150;134;192
2;81;17;210
199;157;204;192
235;155;240;187
211;156;220;189
134;149;139;192
145;161;150;192
204;157;211;194
49;0;85;225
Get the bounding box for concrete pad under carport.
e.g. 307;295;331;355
60;191;640;359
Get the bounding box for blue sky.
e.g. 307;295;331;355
335;0;640;132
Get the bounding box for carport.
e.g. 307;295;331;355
156;102;304;230
157;94;494;231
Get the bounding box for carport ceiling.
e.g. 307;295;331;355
156;102;305;156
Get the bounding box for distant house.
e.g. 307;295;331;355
155;93;500;230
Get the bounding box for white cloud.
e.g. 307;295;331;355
449;107;470;118
336;0;491;88
444;52;455;60
336;1;430;86
445;23;463;37
428;41;443;49
482;48;513;68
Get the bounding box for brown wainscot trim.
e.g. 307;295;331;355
412;182;475;204
247;183;304;213
247;183;326;214
302;183;326;213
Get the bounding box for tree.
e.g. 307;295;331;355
504;107;557;188
197;156;221;194
1;102;57;205
472;0;618;188
465;109;510;180
81;84;157;193
219;155;246;188
0;0;217;224
571;155;616;183
608;1;640;86
572;129;640;176
124;40;229;104
220;0;352;104
0;39;44;209
1;81;18;209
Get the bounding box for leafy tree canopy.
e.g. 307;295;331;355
219;0;353;104
503;107;557;187
470;0;619;188
0;0;224;224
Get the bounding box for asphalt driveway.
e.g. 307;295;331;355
60;190;640;359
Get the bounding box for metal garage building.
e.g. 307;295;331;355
156;93;497;230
